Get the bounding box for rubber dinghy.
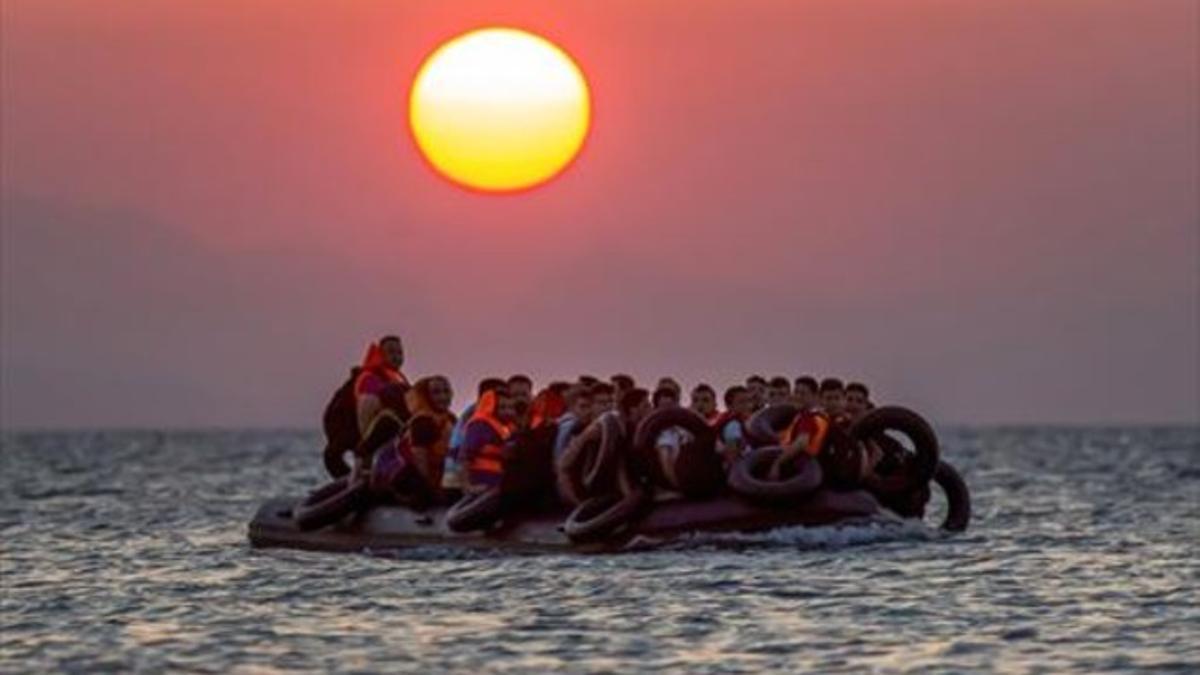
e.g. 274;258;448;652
248;489;891;554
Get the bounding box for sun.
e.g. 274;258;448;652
408;27;591;193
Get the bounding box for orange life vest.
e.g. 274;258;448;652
781;408;831;457
464;391;513;480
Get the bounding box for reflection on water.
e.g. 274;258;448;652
1;427;1198;672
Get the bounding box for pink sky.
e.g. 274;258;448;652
2;0;1197;428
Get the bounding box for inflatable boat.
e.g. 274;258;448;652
247;489;894;554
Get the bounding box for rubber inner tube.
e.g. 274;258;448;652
445;488;505;533
933;461;971;532
631;407;721;496
556;417;607;505
322;443;352;478
745;404;799;448
851;406;940;495
562;489;648;542
293;476;368;531
728;446;823;503
583;413;624;493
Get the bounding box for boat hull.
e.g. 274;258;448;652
248;489;891;554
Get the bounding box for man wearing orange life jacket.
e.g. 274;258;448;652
461;387;519;494
350;336;411;482
769;404;833;481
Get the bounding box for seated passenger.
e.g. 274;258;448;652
767;376;792;406
591;381;616;415
844;382;872;422
712;385;753;469
652;386;693;489
529;382;570;430
507;374;535;429
610;373;636;400
792;375;819;410
442;377;505;500
689;383;718;423
404;375;456;492
554;385;595;460
349;337;411;481
819;377;850;425
745;375;768;411
461;388;518;494
769;405;833;481
656;377;682;398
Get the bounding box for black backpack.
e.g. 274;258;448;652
322;367;362;477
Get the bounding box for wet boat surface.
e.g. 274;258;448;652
247;489;891;554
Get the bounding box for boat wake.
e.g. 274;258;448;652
625;516;943;553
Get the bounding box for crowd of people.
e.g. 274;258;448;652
321;335;882;511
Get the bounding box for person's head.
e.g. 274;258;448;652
548;381;572;397
379;335;404;369
656;377;681;397
566;385;594;423
427;375;453;412
578;375;600;388
745;375;767;409
819;377;845;414
507;375;534;414
845;382;871;419
793;376;819;408
477;377;506;399
652;386;679;409
619;387;652;425
493;386;517;423
591;382;616;413
767;376;791;406
610;374;635;397
690;384;717;419
724;385;753;417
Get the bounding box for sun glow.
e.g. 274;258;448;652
408;28;591;193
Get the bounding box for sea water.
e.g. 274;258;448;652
2;427;1197;673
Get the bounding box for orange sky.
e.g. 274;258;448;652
2;0;1197;427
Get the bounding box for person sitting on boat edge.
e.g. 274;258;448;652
404;375;456;494
354;336;410;436
441;377;505;501
712;385;753;470
461;387;518;494
367;375;454;507
689;383;718;423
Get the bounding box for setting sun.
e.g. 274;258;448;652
408;28;591;193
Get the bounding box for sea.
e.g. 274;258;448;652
1;426;1197;673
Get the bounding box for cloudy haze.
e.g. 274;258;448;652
2;0;1197;428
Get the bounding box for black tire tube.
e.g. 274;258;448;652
557;422;603;506
745;404;800;448
562;489;648;542
933;461;971;532
582;413;624;493
293;476;368;531
445;488;505;533
632;407;717;454
631;407;720;494
850;406;940;494
323;443;352;478
728;446;824;503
